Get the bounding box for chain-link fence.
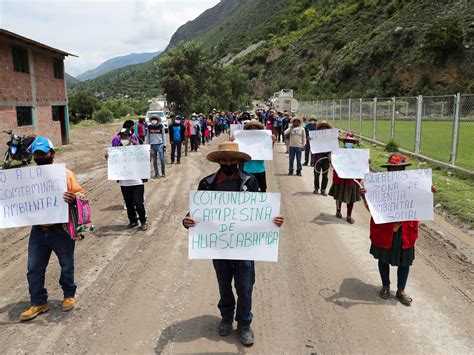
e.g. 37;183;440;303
298;94;474;172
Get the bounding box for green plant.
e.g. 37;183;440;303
92;108;114;123
385;140;399;152
422;17;464;60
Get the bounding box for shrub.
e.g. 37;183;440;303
385;140;399;152
422;17;464;59
93;108;114;123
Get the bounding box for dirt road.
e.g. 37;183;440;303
0;122;473;354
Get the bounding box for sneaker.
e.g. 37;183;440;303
288;171;293;176
20;304;49;321
238;327;254;346
321;190;327;196
218;319;233;336
140;222;148;231
152;175;159;179
62;297;76;312
161;174;166;178
297;172;302;176
127;222;139;229
177;161;181;164
170;161;175;164
313;189;319;194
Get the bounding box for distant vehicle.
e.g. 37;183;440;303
146;111;169;131
271;89;299;113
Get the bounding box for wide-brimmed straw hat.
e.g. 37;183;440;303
207;142;251;163
290;117;302;124
381;154;412;168
244;119;264;130
316;120;333;130
309;116;317;122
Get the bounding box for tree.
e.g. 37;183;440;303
68;91;100;121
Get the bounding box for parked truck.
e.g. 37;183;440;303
271;89;299;113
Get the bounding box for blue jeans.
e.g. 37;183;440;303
378;261;410;290
151;144;165;176
27;225;76;306
213;260;255;329
289;146;302;174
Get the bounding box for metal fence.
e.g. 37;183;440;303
298;94;474;173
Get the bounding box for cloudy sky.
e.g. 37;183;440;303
0;0;219;76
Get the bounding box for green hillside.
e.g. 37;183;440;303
72;0;474;100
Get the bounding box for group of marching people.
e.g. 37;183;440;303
16;108;436;350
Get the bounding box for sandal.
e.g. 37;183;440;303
346;217;355;224
379;287;390;299
336;211;342;218
396;292;413;306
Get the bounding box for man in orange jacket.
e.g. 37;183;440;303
20;137;85;321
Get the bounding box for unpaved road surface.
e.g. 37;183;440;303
0;122;473;354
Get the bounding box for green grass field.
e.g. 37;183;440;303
334;119;473;170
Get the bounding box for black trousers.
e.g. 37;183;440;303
171;141;182;162
251;171;267;192
304;142;311;165
190;135;198;151
314;158;330;191
121;184;146;224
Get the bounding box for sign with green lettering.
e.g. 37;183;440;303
188;191;281;262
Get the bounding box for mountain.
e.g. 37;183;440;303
65;73;80;87
72;0;474;100
76;51;161;81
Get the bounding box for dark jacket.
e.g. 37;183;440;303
169;123;185;143
197;170;259;192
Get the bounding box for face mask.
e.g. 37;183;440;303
345;143;354;149
151;120;158;125
121;139;130;146
34;156;54;165
220;164;238;176
175;120;181;124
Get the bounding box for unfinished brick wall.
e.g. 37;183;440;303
0;35;68;151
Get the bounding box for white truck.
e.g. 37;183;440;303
271;89;299;113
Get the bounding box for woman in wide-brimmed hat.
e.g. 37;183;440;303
312;120;334;195
360;153;436;306
328;132;362;224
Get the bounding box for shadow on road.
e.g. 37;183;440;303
0;300;76;325
311;212;349;226
292;191;315;196
319;278;398;309
93;224;135;237
155;315;245;354
100;205;124;212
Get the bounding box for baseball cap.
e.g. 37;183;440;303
31;137;54;153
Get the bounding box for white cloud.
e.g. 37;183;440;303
0;0;219;76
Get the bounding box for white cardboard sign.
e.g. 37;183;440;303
230;124;244;136
364;169;433;224
0;164;68;228
331;149;370;179
233;130;273;161
309;129;340;154
189;191;281;262
107;144;151;180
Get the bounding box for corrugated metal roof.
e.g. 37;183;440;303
0;28;78;57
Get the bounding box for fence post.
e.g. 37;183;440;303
359;98;363;135
372;97;377;140
332;100;335;123
450;93;461;165
348;98;352;131
414;95;423;154
390;97;396;140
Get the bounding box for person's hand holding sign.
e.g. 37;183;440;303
183;216;285;229
63;192;76;204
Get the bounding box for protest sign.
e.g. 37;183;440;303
364;169;433;224
331;149;370;179
230;124;244;136
309;128;340;154
107;144;151;180
233;130;273;161
0;164;68;228
189;191;281;262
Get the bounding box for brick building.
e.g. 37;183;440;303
0;28;76;149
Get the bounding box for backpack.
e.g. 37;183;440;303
63;194;94;240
